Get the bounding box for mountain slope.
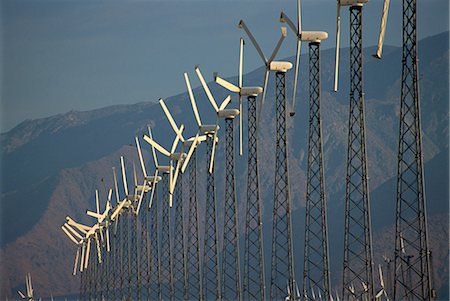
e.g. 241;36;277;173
0;31;448;298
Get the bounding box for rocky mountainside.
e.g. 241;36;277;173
1;31;448;299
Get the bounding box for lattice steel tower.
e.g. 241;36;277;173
302;35;331;300
185;148;203;300
221;114;242;301
393;0;432;299
244;94;266;301
203;135;221;300
149;188;161;300
270;67;295;301
341;4;375;300
173;172;188;300
160;172;174;300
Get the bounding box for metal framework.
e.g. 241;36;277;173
173;173;188;300
186;150;203;300
149;189;161;300
302;41;331;300
203;135;221;300
270;71;295;301
342;5;375;300
160;173;174;300
139;195;151;300
221;117;242;301
394;0;432;299
243;95;266;301
130;208;140;301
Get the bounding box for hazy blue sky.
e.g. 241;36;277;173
1;0;448;132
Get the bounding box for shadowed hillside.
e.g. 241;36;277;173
1;31;448;299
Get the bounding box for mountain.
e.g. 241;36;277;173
1;31;448;299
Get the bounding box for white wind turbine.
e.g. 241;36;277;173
17;274;34;301
280;0;329;116
184;70;221;173
333;0;369;92
143;126;185;207
238;20;291;121
214;37;263;155
375;264;389;300
62;217;94;273
159;98;206;175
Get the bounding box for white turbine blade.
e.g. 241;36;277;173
215;76;240;93
86;210;103;219
268;27;287;64
258;70;270;124
297;0;302;33
291;38;302;116
110;201;125;220
239;94;243;156
375;290;384;299
26;274;31;297
73;248;80;275
280;12;298;35
170;159;183;205
64;223;83;240
136;180;147;215
133;162;138;195
239;37;244;88
379;264;385;288
195;66;219;112
106;226;110;252
219;95;232;111
113;167;120;205
84;239;91;269
181;134;199;173
148;126;159;167
143;135;171;157
238;20;267;64
334;3;341;92
18;291;26;299
209;128;218;174
149;169;158;208
184;72;202;126
108;188;113;201
62;225;79;244
120;156;129;197
170;124;184;154
374;0;390;59
159;98;185;142
169;160;173;207
66;218;89;233
95;189;100;215
80;243;85;272
135;137;148;178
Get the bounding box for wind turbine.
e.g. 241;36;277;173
281;2;331;299
375;265;389;300
334;0;376;300
185;69;221;300
238;20;292;121
196;65;242;300
215;37;266;301
18;274;34;301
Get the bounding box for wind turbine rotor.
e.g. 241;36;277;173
373;0;390;59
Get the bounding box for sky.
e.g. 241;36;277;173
1;0;448;132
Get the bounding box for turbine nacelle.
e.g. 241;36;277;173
200;124;219;135
339;0;368;6
240;86;263;96
218;109;240;119
269;61;293;72
157;165;172;174
301;31;328;43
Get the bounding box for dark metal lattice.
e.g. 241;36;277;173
302;41;331;300
186;150;203;300
342;6;375;301
203;135;221;300
221;117;242;300
243;95;266;301
393;0;432;299
173;173;188;300
270;71;295;301
130;208;140;301
160;173;174;300
139;194;151;300
149;188;161;300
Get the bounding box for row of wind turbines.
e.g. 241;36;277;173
36;0;434;300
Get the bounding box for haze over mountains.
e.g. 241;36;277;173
1;31;448;299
